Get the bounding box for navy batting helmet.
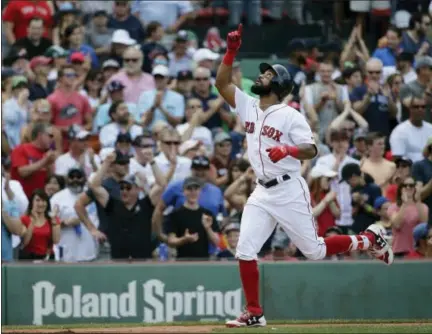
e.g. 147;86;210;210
259;63;293;100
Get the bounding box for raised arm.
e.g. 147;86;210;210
88;153;115;208
215;24;243;108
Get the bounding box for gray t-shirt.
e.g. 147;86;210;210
85;24;114;50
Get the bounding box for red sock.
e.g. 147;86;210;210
325;233;375;256
239;260;262;315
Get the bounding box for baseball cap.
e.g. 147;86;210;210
177;70;193;81
287;39;307;52
374;196;389;210
93;9;108;17
107;80;125;93
45;45;69;59
3;47;28;66
310;165;337;179
70;52;85;63
11;76;28;89
152;65;170;77
29;56;52;70
175;30;188;42
114;150;130;164
340;163;361;183
353;128;367;141
223;223;241;234
413;223;430;247
214;132;232;144
111;29;136;46
415;56;432;70
120;175;139;186
68;125;90;140
179;139;200;155
183;176;203;189
116;132;132;144
193;48;219;63
67;167;85;179
102;59;120;70
191;155;210;169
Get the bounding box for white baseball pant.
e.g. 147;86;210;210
236;175;327;261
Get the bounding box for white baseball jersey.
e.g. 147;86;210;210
234;87;315;181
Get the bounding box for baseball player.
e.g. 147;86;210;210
215;24;394;328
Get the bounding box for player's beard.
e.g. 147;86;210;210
251;84;272;97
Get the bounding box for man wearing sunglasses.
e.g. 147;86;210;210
88;153;154;260
51;168;98;262
351;58;398;137
390;95;432;163
55;126;99;178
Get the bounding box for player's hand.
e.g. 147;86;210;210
266;145;290;163
226;24;243;53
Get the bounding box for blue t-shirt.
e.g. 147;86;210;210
372;48;397;66
350;85;390;135
162;180;226;217
108;16;146;43
412;159;432;225
68;44;99;68
192;90;229;130
401;31;432;56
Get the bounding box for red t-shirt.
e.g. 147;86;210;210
47;89;92;128
20;215;59;256
2;1;53;40
10;143;48;198
311;193;338;237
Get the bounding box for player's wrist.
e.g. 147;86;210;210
223;50;237;66
285;145;299;158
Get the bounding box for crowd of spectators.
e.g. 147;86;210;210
1;0;432;263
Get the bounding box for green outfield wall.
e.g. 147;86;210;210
2;261;431;325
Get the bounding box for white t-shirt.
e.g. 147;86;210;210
390;120;432;162
315;154;360;227
50;188;99;262
54;152;101;178
99;123;143;148
382;66;417;84
129;158;156;187
154;152;192;182
176;122;214;155
234;87;315;180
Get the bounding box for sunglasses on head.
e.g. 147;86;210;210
120;183;133;191
163;141;180;146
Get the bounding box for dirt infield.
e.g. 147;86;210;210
3;322;428;334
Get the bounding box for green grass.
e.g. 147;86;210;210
214;324;432;333
2;320;432;332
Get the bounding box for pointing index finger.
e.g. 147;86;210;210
237;23;243;37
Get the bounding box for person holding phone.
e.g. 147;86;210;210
388;176;429;258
